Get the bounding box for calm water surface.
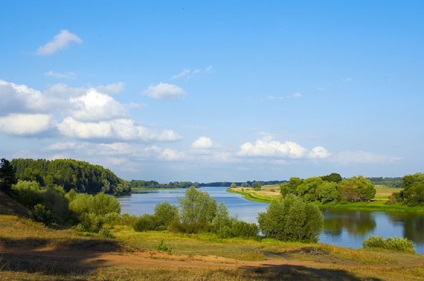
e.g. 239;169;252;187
117;186;424;254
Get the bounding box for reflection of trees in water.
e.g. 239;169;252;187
389;213;424;244
322;209;376;237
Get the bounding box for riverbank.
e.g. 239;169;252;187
228;185;424;213
1;213;424;280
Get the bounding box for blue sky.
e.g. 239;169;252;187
1;1;423;182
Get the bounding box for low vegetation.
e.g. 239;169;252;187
362;235;416;253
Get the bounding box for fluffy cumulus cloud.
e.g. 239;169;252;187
69;89;126;121
36;30;82;55
192;136;214;149
57;117;180;142
0;114;52;135
0;80;49;114
0;80;181;142
143;83;185;100
238;137;307;158
238;137;332;161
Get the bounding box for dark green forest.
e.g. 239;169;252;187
11;158;130;195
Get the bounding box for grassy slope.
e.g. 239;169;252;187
1;191;424;280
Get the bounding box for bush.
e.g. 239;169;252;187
258;196;323;243
362;235;415;253
155;240;172;253
230;221;258;238
29;204;53;226
134;214;156;232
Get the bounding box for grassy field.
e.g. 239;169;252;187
1;188;424;280
1;213;424;280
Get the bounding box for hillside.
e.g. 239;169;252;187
0;191;29;217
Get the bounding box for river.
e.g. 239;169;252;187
117;186;424;254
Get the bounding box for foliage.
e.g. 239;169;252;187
316;182;339;203
130;180;198;189
175;186;217;233
155;240;172;253
154;201;179;230
362;235;415;253
230;183;237;188
0;158;17;195
339;176;376;202
11;158;130;195
134;214;156;232
229;221;259;238
252;181;262;191
258;196;323;243
29;203;53;225
281;174;376;204
12;180;69;225
368;177;403;188
399;173;424;206
320;173;343;183
68;192;121;232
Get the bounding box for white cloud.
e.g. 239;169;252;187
331;151;401;164
36;30;82;55
192;136;214;149
44;70;76;79
57;117;180;142
69;89;126;121
308;146;330;159
160;148;186;161
0;80;49;113
171;66;213;80
238;137;307;158
0;114;52;135
95;82;125;95
143;83;185;100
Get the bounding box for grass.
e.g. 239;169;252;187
1;214;424;280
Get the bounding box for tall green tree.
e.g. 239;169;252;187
400;173;424;206
177;186;217;233
0;158;17;195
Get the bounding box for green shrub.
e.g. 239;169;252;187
155;240;172;253
362;235;415;253
99;228;114;238
133;214;156;232
29;203;53;226
258;196;323;243
230;221;259;238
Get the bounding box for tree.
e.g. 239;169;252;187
280;177;302;197
399;173;424;206
153;201;178;230
212;202;233;237
177;186;217;233
258;196;323;243
339;176;375;202
321;173;342;183
230;183;237;189
295;177;323;202
252;181;261;191
0;158;17;195
316;182;340;203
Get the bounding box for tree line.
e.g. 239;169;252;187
280;173;376;203
11;158;130;195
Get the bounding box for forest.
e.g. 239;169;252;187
11;158;130;195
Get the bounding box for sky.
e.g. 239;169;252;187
0;1;423;183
